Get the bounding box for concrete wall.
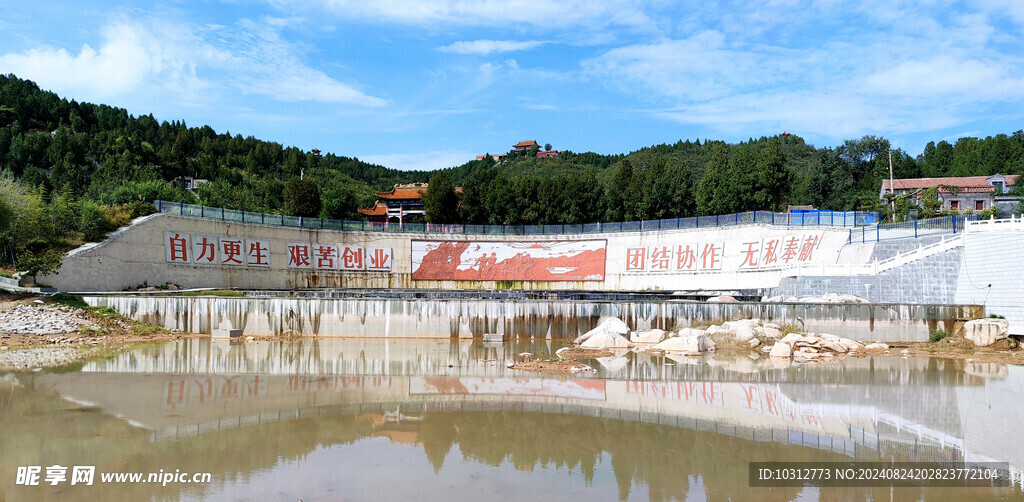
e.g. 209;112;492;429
50;213;851;292
775;248;963;304
84;295;975;341
955;231;1024;335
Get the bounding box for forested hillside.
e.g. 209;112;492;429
1;73;1023;277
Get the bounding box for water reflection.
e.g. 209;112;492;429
1;339;1022;501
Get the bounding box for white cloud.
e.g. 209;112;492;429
582;3;1024;140
0;23;164;99
359;150;476;171
439;40;545;55
0;16;385;108
294;0;654;30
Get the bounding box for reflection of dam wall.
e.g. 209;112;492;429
31;370;972;466
83;295;974;341
56;338;1009;468
81;339;987;388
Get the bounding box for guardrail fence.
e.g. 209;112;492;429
153;201;877;236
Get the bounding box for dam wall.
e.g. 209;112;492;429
83;294;978;342
50;212;854;292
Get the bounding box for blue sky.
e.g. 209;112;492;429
2;1;1023;171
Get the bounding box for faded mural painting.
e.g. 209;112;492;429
410;240;607;281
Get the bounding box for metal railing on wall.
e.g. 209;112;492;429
153;200;878;236
846;215;978;243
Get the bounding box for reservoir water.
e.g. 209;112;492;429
2;338;1023;501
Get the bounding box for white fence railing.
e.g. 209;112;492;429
966;215;1024;232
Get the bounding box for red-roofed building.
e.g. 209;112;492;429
880;174;1020;213
358;182;462;223
536;150;559;158
513;140;538;152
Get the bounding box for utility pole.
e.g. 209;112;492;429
888;149;895;222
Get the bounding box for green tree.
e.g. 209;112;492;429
423;171;460;224
283;178;322;217
696;145;729;215
753;139;789;211
604;160;633;221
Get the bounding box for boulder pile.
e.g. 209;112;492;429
767;332;864;362
0;304;100;335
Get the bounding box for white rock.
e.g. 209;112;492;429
865;342;889;351
732;324;757;343
769;342;792;358
630;328;666;344
748;338;762;348
575;317;630;344
654;334;716;354
724;319;760;329
962;319;1010;347
676;327;706;338
580;332;634;349
838;338;863;351
705;325;734;337
761;327;782;339
706;295;738;303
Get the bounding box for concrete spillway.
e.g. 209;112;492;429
84;295;981;342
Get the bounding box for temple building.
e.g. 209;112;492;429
358;182;461;224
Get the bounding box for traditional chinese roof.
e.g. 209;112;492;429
514;140;538;148
882;175;1018;192
376;182;429;200
357;201;388;216
536;150;559;158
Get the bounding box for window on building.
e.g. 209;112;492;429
993;181;1004;194
976;200;984;211
950;200;960;210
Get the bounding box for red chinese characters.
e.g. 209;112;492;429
649;246;672;271
366;247;392;271
339;246;365;270
739;241;760;269
165;232;190;263
701;243;723;270
798;234;820;262
313;244;338;269
219;238;244;265
192;235;217;264
245;240;270;267
676;244;697;271
625;248;646;271
780;236;801;264
761;238;780;266
287;243;312;269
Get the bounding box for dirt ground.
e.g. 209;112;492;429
861;336;1024;364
